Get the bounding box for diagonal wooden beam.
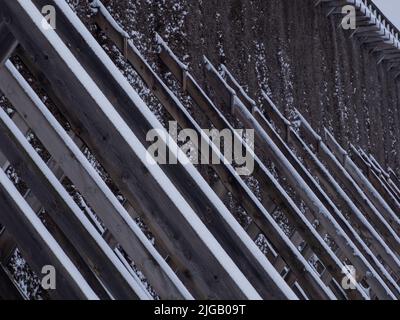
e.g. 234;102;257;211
0;166;97;299
4;0;259;299
0;60;191;300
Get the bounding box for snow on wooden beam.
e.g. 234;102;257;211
44;0;286;300
91;3;302;300
0;164;98;299
221;65;400;298
5;0;263;300
324;129;400;236
0;119;115;300
0;62;191;300
0;107;151;300
207;76;395;299
203;58;393;299
157;40;361;300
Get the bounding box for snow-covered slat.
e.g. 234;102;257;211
350;146;400;213
0;116;117;299
296;113;400;255
222;68;400;294
48;0;300;300
0;107;151;300
159;39;378;295
90;5;311;300
5;0;261;300
203;58;397;300
157;41;371;300
0;61;192;300
0;166;98;299
36;0;278;300
324;129;400;235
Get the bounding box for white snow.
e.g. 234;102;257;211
90;0;129;38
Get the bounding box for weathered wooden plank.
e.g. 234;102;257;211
203;59;397;300
0;107;148;300
0;61;190;300
90;7;315;300
0;119;113;300
33;0;278;300
0;168;97;299
297;112;400;256
4;0;256;300
324;129;400;236
157;42;371;300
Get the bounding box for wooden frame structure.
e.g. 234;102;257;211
0;0;398;300
316;0;400;78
